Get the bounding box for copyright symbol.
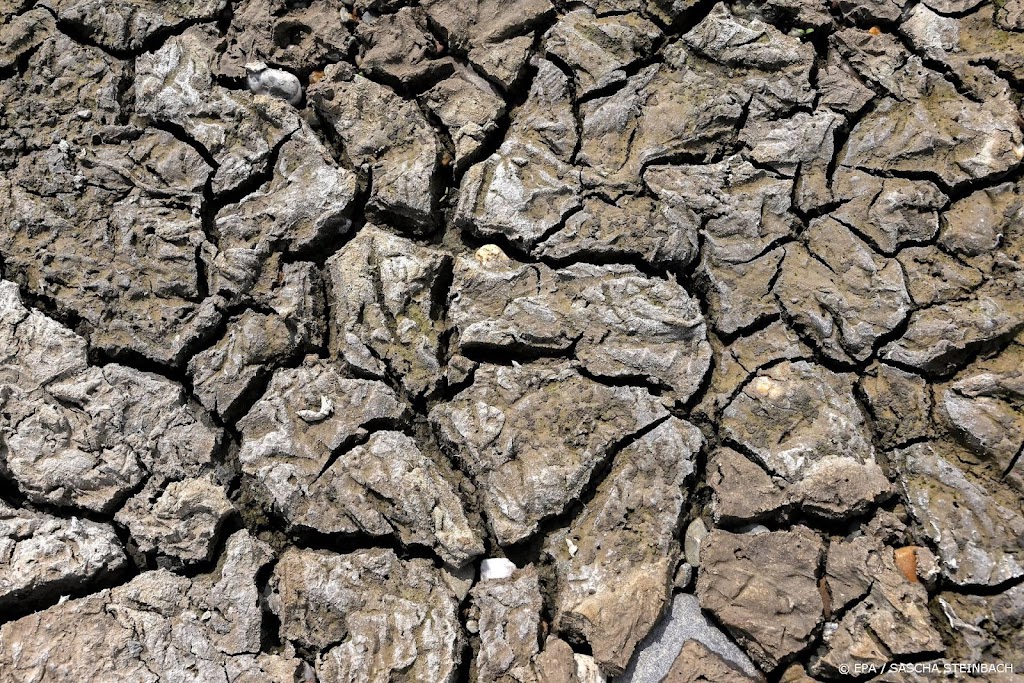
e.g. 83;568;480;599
839;664;851;675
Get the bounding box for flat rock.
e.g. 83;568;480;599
721;361;892;520
136;26;302;195
545;418;703;676
708;447;791;525
218;0;354;79
456;58;581;248
776;217;911;363
468;565;544;682
697;527;825;672
449;252;711;402
269;547;463;682
0;501;126;609
309;65;440;229
325;226;452;399
543;9;661;97
0;531;298;682
39;0;224;52
114;475;234;566
895;440;1024;586
468;34;535;90
430;361;669;546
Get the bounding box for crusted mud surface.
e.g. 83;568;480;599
1;0;1023;681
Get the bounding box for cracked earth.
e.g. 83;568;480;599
0;0;1023;681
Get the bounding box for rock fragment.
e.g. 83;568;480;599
543;9;661;97
218;0;354;79
534;194;699;269
663;641;761;683
936;584;1024;671
859;363;935;450
188;310;307;421
114;475;234;566
937;334;1024;486
722;361;892;519
708;447;790;524
620;593;760;682
0;501;126;610
238;360;482;566
356;7;455;87
545;418;702;676
0;7;53;70
838;71;1023;190
468;565;544;682
431;361;669;545
269;547;463;682
38;0;224;52
136;26;302;195
697;527;825;672
0;531;295;681
813;535;943;677
309;64;440;229
449;253;711;402
776;217;911;363
895;440;1024;586
424;67;507;172
325;226;452;398
456;58;581;248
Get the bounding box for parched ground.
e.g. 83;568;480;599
0;0;1023;681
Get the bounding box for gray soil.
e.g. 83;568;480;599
0;0;1022;681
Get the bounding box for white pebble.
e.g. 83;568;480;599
480;558;517;581
245;61;303;105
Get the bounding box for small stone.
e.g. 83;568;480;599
684;518;709;566
480;558;517;581
245;61;303;105
894;546;919;584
